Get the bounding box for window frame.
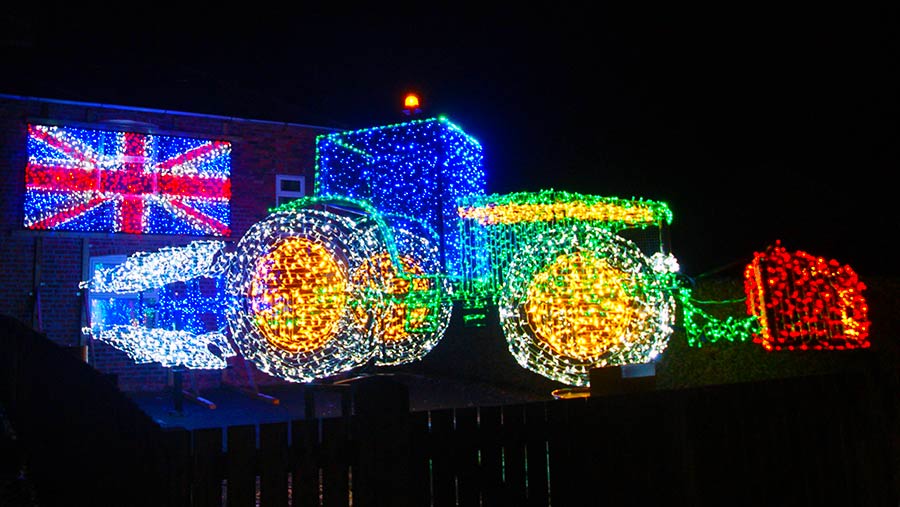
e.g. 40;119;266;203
84;254;158;331
275;174;306;206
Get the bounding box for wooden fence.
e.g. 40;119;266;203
147;372;896;507
2;315;897;506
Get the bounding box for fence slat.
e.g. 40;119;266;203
226;424;257;507
657;390;693;507
453;407;480;506
290;419;320;507
524;402;549;507
193;427;224;507
736;381;771;505
614;392;673;504
545;398;578;507
477;405;504;506
351;375;411;507
580;396;618;501
428;409;456;507
320;417;351;507
815;375;853;505
500;404;527;505
162;428;193;507
408;411;432;507
844;371;896;505
688;385;745;506
259;422;289;507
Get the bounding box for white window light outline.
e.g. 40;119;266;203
275;174;306;206
85;254;159;331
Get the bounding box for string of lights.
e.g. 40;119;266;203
315;116;485;278
224;196;453;381
84;241;235;369
677;287;759;347
455;190;673;312
497;225;679;386
88;241;229;294
25;123;231;236
743;241;870;351
92;326;235;369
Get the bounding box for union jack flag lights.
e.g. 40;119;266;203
24;124;232;236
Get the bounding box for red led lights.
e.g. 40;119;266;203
744;241;870;351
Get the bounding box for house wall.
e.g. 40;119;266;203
0;94;336;391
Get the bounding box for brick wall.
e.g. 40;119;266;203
0;94;336;392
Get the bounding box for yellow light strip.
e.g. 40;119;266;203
458;201;657;226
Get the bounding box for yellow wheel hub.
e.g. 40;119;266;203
525;252;635;360
248;237;348;353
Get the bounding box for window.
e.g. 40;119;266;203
276;174;305;206
85;255;158;332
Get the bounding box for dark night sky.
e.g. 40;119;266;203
3;6;898;277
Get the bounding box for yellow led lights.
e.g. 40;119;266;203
525;252;636;361
459;200;657;226
351;252;431;343
224;197;454;381
499;223;677;386
226;205;387;382
249;237;348;354
346;216;453;367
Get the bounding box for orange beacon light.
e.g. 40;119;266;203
403;93;421;115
